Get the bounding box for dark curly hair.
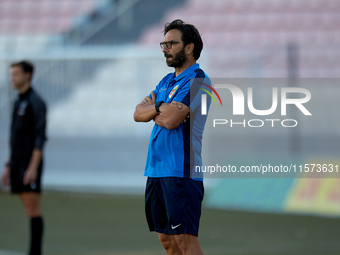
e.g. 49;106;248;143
164;19;203;60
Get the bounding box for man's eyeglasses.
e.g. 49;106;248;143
160;41;184;49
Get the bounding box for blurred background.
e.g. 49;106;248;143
0;0;340;254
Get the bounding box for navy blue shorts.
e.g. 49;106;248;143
10;162;43;194
145;177;204;236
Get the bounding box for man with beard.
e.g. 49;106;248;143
1;60;47;255
134;20;210;255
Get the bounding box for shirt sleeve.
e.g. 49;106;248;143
148;73;174;99
171;80;191;107
147;80;163;99
172;76;212;111
31;97;47;150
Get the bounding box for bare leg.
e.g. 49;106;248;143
19;192;43;255
158;233;183;255
174;233;204;255
19;192;42;218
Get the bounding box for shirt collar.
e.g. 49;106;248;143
174;63;200;81
19;87;32;99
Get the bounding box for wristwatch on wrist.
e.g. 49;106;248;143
155;101;164;114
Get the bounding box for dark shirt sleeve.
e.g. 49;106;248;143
31;97;47;150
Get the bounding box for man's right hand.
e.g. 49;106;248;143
1;166;10;186
134;92;159;122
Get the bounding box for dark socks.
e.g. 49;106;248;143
29;217;43;255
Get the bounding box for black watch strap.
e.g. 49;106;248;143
155;101;164;114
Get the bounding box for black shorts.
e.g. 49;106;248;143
145;177;204;236
10;163;43;194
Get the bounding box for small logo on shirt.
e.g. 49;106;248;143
17;101;28;116
169;85;179;99
159;87;167;92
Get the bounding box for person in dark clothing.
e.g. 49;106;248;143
1;60;47;255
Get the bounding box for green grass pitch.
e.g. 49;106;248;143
1;190;340;255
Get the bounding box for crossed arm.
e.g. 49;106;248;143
133;92;190;130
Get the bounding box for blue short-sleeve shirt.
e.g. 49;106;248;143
144;63;211;181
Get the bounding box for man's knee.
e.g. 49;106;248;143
174;235;188;251
159;234;177;250
24;204;41;218
19;193;42;218
174;234;198;252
